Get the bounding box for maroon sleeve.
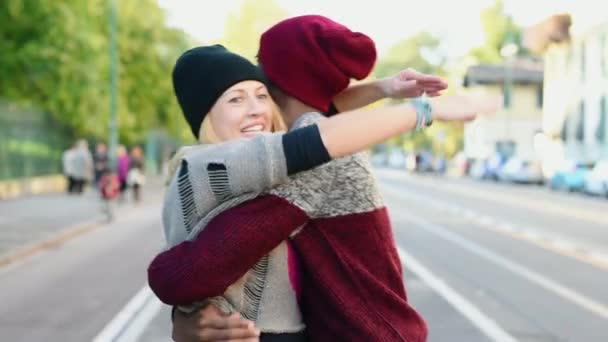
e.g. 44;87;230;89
147;194;309;305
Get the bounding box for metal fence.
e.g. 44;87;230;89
0;102;73;180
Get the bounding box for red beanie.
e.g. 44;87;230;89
258;15;377;112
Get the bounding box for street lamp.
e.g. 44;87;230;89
500;42;519;108
500;40;519;156
108;0;119;171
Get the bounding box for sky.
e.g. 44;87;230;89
157;0;599;58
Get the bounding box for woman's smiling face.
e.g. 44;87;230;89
207;80;274;141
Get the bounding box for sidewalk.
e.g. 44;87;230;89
0;177;164;266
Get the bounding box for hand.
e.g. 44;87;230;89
172;305;260;342
381;68;448;99
429;94;502;123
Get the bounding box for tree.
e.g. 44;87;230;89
468;0;526;63
374;32;443;79
0;0;192;145
373;32;460;156
219;0;287;62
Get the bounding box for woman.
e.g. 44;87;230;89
151;42;494;341
116;145;130;200
128;145;145;203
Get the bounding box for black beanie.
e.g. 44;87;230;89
172;45;268;139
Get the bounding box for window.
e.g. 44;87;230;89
580;42;586;82
561;116;569;142
601;34;607;77
576;101;586;142
536;86;543;108
503;85;512;109
597;96;607;143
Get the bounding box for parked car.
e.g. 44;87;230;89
583;160;608;197
371;153;387;167
498;157;544;184
469;159;488;180
416;152;435;173
432;156;447;174
549;160;592;192
485;153;507;181
447;152;468;177
387;150;407;169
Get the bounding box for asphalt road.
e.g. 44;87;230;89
2;169;606;341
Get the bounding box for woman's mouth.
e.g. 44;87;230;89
241;124;265;134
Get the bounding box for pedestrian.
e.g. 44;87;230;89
128;146;145;203
98;169;120;221
149;15;496;342
116;145;130;201
70;139;93;194
62;143;76;194
93;142;109;187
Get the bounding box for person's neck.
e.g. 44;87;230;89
281;98;320;129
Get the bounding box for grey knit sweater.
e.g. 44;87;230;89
163;120;314;333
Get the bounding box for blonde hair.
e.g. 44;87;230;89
166;101;287;185
197;102;287;144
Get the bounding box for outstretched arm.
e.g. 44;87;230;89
319;93;500;158
332;68;448;112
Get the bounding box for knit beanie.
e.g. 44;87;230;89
258;15;377;112
172;45;268;139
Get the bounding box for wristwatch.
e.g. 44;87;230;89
412;96;433;129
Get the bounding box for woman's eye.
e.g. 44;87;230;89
229;97;243;103
257;94;269;100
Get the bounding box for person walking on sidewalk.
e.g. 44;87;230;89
62;143;77;194
93;142;110;187
128;146;145;203
70;139;93;194
116;145;130;201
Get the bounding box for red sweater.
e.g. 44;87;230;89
148;161;427;341
148;194;427;341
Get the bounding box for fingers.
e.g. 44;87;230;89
402;69;447;86
196;315;260;340
418;79;448;90
198;326;260;341
199;315;254;330
426;91;442;97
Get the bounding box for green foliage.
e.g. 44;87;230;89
468;0;527;64
219;0;287;62
374;32;442;79
0;0;192;145
374;31;461;156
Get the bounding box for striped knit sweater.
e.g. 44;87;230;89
149;113;428;341
160;132;304;333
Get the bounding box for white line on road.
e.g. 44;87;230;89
381;184;608;270
0;215;17;225
379;169;608;226
397;247;519;342
398;210;608;320
93;285;163;342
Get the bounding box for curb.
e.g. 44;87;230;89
0;192;164;269
0;175;66;200
0;216;105;268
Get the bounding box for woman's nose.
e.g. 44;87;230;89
247;98;265;117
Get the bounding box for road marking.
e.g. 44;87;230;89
0;215;18;225
93;285;163;342
0;218;103;268
379;170;608;226
381;185;608;271
397;246;519;342
397;210;608;320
